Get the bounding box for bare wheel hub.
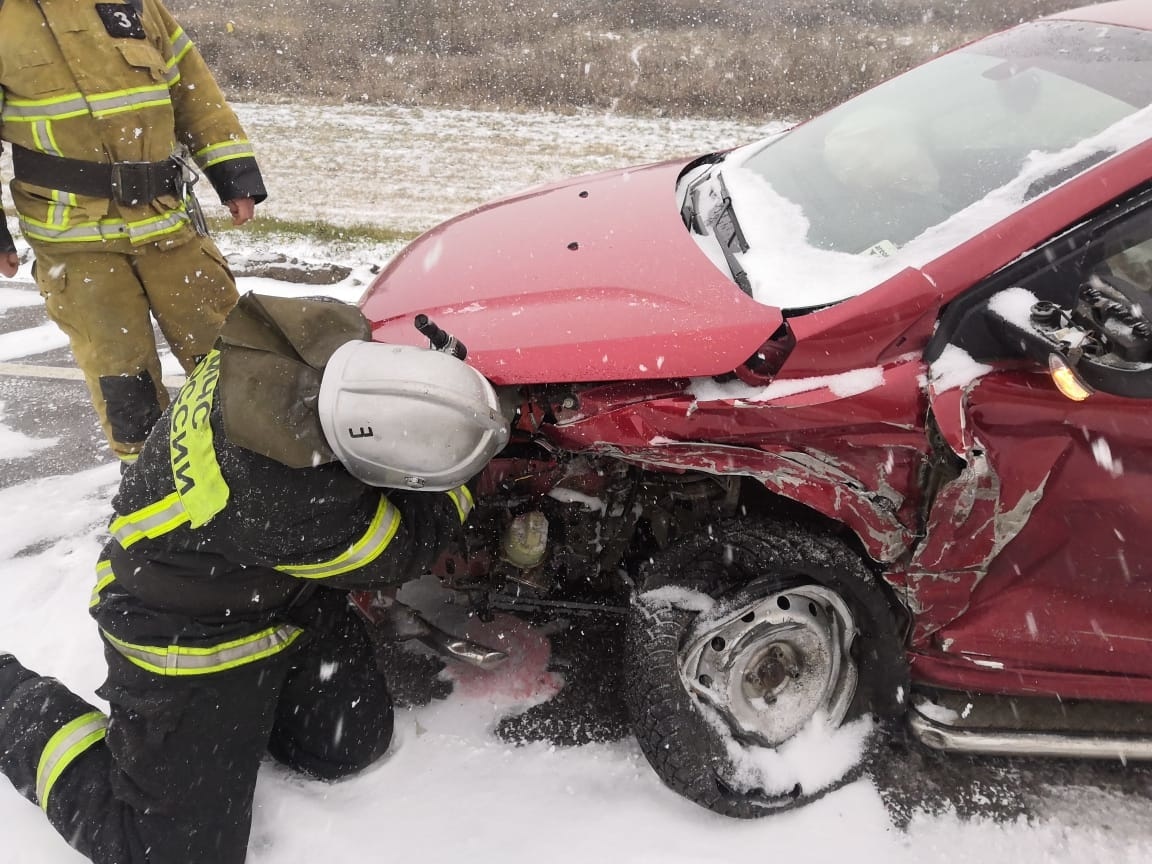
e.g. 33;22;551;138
681;585;859;746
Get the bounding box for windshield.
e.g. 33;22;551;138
714;20;1152;309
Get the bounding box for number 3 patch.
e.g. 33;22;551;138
96;3;146;39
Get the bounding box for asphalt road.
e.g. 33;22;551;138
4;280;1152;830
0;277;124;487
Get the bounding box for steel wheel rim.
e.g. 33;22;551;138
680;584;859;747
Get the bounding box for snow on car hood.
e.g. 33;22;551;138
361;160;782;385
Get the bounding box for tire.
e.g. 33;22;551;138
624;518;907;819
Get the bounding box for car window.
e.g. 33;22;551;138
713;20;1152;312
741;21;1152;257
1102;233;1152;294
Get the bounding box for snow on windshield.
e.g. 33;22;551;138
721;103;1152;310
702;19;1152;312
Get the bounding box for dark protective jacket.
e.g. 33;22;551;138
0;295;472;864
91;293;473;676
0;0;266;251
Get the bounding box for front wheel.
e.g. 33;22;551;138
624;518;907;818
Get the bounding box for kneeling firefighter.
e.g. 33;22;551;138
0;293;510;864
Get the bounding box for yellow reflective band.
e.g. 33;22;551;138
276;496;401;579
195;139;256;168
169;28;194;63
446;485;474;523
110;491;191;549
103;624;304;676
21;212;187;245
47;190;68;229
169;351;228;528
17;215;126;243
31;120;62;157
36;711;107;812
125;210;189;243
1;92;89;122
90;559;116;608
88;85;172;119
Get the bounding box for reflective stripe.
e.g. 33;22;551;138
169;351;228;527
125;209;188;243
31;120;62;157
110;491;190;548
195;139;255;168
110;351;227;547
276;496;401;580
17;216;123;243
90;559;116;608
19;210;189;244
1;93;89;122
46;190;68;229
3;86;172;123
103;624;304;676
170;28;193;64
35;711;107;812
87;85;172;119
446;485;474;523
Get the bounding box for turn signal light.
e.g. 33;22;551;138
1048;353;1092;401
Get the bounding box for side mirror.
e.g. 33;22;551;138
981;286;1152;400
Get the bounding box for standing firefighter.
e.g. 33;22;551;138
0;294;510;864
0;0;266;461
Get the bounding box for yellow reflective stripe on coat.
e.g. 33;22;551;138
18;210;189;244
35;711;107;812
109;491;190;549
111;352;229;547
169;28;194;64
445;485;474;523
90;559;116;608
195;139;256;168
103;625;304;676
170;351;228;528
87;85;172;119
2;84;172;123
1;93;89;123
276;496;401;579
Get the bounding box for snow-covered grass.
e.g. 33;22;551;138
224;102;780;234
4;103;1152;864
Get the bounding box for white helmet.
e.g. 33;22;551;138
318;340;510;490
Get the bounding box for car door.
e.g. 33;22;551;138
911;190;1152;693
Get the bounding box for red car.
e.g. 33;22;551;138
360;0;1152;818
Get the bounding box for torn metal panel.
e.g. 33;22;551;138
591;441;915;562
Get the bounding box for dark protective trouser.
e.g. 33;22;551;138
0;590;393;864
30;231;238;459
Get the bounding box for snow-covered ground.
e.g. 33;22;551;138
3;103;1152;863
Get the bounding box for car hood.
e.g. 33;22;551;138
361;159;783;385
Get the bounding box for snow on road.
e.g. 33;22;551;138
2;103;1152;863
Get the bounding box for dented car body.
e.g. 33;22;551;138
360;0;1152;817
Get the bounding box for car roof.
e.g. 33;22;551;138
1047;0;1152;30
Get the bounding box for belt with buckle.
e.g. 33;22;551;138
11;144;183;206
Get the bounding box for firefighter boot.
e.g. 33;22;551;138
0;653;40;739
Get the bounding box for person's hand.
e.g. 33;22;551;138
226;197;256;226
0;251;19;278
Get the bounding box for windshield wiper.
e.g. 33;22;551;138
710;173;752;296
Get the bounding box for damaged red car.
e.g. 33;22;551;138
359;0;1152;818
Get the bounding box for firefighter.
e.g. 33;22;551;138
0;293;510;864
0;0;267;462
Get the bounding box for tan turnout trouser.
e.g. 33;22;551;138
31;232;238;458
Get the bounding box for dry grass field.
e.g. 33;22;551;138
169;0;1082;121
